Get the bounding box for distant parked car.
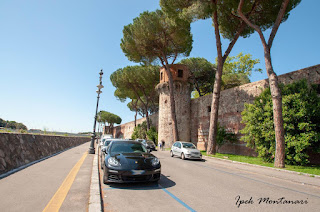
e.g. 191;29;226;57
141;140;157;151
136;139;145;143
101;140;161;184
170;141;202;160
99;134;113;149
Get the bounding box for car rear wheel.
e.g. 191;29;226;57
170;151;174;157
181;153;185;160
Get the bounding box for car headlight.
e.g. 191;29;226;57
151;157;160;166
108;157;121;167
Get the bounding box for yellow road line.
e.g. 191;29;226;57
43;152;88;212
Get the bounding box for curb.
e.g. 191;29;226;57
202;155;320;179
88;150;102;212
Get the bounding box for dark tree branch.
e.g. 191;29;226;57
268;0;290;49
222;22;246;63
224;0;260;62
237;0;268;50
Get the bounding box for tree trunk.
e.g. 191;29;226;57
134;110;137;127
237;0;287;168
145;110;150;130
263;47;285;168
207;10;223;155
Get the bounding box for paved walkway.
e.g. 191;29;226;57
0;142;94;212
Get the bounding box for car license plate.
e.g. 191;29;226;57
131;170;145;175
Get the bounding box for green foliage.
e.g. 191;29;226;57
179;57;216;97
0;118;5;127
241;80;320;165
127;98;158;118
131;121;148;140
146;126;158;145
185;53;260;98
234;0;301;37
131;121;158;145
160;0;254;39
120;9;192;65
217;124;237;150
110;65;159;126
222;52;261;90
111;65;159;102
19;129;28;134
97;111;122;126
161;0;301;45
0;118;27;130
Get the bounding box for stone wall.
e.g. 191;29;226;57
0;133;89;175
191;64;320;156
112;65;320;157
113;114;158;139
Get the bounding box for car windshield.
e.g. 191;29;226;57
110;142;147;153
104;140;112;146
182;143;196;149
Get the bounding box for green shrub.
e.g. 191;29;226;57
131;120;158;145
241;79;320;165
217;124;237;150
131;121;148;140
147;126;158;145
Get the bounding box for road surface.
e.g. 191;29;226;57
101;150;320;212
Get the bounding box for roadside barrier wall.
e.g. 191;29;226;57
0;133;89;175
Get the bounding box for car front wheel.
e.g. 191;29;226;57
103;166;109;184
100;158;104;169
181;153;185;160
170;151;174;157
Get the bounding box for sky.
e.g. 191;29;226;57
0;1;319;133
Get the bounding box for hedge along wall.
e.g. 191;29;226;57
0;133;90;175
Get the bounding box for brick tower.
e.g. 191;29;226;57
156;64;191;147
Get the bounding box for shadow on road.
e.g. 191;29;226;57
105;174;176;190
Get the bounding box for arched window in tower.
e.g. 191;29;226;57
178;69;183;78
160;72;163;81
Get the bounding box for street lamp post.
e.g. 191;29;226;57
88;69;104;154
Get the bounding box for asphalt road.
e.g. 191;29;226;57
101;150;320;212
0;142;93;212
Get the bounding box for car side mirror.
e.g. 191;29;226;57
102;148;107;154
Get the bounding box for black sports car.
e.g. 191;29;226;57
102;140;161;184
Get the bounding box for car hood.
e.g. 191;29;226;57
107;152;160;170
183;148;200;154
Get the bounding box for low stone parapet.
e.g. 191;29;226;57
0;133;89;175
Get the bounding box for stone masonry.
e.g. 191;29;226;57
113;64;320;156
0;133;89;174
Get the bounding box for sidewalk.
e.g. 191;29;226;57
202;155;320;188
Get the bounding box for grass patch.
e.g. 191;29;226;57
201;151;320;176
